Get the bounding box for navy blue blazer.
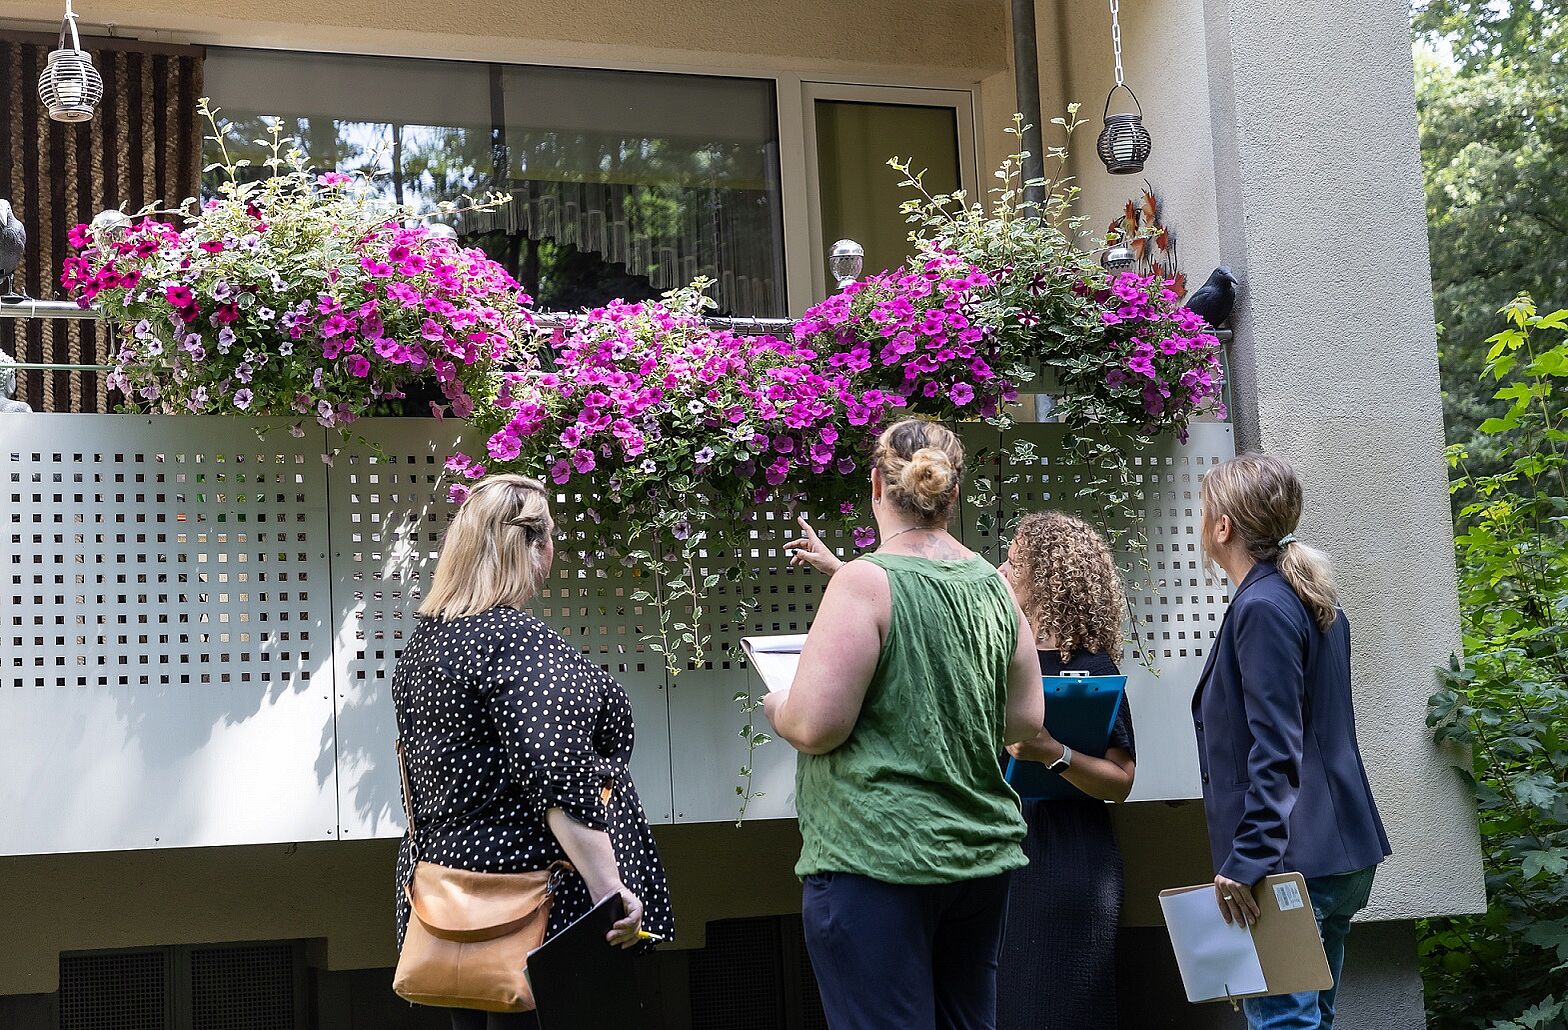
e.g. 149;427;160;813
1192;562;1391;885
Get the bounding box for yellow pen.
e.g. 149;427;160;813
636;930;665;942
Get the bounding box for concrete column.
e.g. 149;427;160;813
1196;0;1486;1017
1199;0;1484;902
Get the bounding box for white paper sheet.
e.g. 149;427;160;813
740;634;807;693
1159;885;1268;1003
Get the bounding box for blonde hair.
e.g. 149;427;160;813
873;419;964;523
1009;511;1125;662
419;474;553;620
1201;454;1340;632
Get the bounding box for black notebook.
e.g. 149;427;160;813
526;894;645;1029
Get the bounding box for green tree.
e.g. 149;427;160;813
1414;5;1568;464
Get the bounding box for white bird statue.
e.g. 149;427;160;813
0;199;26;299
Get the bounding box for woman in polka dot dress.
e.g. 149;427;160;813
391;474;674;1030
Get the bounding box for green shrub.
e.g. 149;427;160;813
1423;296;1568;1030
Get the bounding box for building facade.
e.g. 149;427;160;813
0;1;1482;1027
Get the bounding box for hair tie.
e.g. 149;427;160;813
1278;533;1297;548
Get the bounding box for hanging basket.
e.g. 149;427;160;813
1096;84;1152;175
38;13;103;124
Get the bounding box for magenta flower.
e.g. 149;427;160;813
950;382;975;406
164;285;194;308
853;527;877;549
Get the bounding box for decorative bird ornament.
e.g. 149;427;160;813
0;199;26;300
1186;266;1240;330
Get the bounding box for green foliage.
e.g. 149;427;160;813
1422;296;1568;1030
1414;14;1568;469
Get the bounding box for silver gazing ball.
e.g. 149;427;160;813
426;223;459;241
91;209;131;242
1100;241;1137;273
828;239;864;289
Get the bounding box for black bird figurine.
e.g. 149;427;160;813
0;199;26;300
1186;265;1239;330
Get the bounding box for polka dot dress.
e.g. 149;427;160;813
391;607;674;950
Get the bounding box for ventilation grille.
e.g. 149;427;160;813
790;915;829;1030
690;918;787;1030
191;944;296;1030
59;951;168;1030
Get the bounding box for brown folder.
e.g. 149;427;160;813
1250;873;1333;999
1158;871;1333;1003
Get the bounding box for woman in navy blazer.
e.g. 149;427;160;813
1194;454;1391;1030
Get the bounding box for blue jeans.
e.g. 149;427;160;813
1243;866;1377;1029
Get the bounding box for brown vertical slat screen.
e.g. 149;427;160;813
0;33;203;412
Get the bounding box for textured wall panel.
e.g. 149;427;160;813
1;415;337;855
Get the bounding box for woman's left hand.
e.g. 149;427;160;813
1007;725;1065;765
1214;874;1261;927
606;886;645;948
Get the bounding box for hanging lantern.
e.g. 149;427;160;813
1096;0;1151;174
38;1;102;124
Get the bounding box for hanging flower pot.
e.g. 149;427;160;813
1097;84;1152;174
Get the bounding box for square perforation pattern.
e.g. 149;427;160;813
6;443;318;689
2;416;1229;853
1;416;338;855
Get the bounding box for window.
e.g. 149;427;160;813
203;49;786;316
803;84;976;295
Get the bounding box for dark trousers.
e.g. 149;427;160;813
448;1009;538;1030
802;871;1013;1030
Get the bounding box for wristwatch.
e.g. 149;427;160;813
1048;744;1074;773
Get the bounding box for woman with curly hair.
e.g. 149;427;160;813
997;511;1136;1030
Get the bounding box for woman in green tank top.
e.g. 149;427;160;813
763;419;1044;1030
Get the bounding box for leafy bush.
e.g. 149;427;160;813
1423;296;1568;1030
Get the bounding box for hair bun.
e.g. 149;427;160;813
902;447;958;513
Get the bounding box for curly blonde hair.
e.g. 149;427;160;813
1008;511;1126;662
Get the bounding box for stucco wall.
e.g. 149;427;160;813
1198;0;1485;922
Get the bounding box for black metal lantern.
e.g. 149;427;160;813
1096;0;1151;175
1098;85;1152;175
38;1;102;124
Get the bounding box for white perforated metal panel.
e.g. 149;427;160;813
1;416;338;855
1;414;1228;855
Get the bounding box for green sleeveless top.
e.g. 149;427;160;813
794;553;1028;883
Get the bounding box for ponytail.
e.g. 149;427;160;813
1276;538;1339;633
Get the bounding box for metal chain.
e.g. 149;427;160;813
1109;0;1125;86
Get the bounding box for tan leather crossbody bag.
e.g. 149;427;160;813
391;739;568;1013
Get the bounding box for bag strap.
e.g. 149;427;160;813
395;736;418;839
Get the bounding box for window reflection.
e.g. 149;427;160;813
203;49;786;316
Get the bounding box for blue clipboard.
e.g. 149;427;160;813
1004;673;1127;801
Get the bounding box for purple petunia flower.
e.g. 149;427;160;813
853;527;877;549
